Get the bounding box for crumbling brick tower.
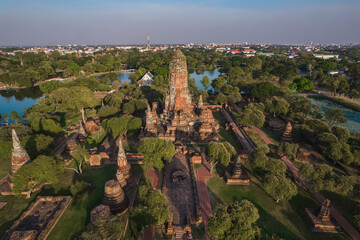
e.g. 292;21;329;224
163;49;195;127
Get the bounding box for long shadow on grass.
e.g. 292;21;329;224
209;186;301;240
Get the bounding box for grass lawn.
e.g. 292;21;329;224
260;127;282;145
0;157;10;179
213;111;243;153
86;128;107;149
246;128;268;149
207;177;351;240
46;165;116;240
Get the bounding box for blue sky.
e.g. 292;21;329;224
0;0;359;45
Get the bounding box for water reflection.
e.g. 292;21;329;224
309;98;360;135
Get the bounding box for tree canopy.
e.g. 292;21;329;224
13;155;64;195
207;200;261;240
138;137;175;170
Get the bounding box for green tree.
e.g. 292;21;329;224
331;126;350;142
237;108;265;128
79;215;125;240
49;86;99;113
263;174;298;202
324;108;347;127
207;200;260;240
277;142;299;161
211;76;226;92
39;80;65;94
111;80;121;90
10;110;22;123
66;145;89;175
138;138;175;170
264;96;290;117
97;106;118;118
188;78;198;94
201;75;210;89
206;142;236;172
2;113;9;124
131;185;170;228
102;115;142;137
246;57;262;71
250;82;280;100
299;163;335;192
13;155;64;196
214;93;227;105
290;76;314;93
104;91;125;110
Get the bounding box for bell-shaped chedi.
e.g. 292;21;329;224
103;180;129;214
91;204;111;225
281;122;293;142
10;129;31;176
117;140;131;180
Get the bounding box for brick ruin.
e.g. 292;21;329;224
281;122;293;142
305;199;341;233
225;155;250;185
0;129;31;195
2;196;72;240
140;49;219;143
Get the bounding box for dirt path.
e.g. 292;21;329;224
253;126;360;240
146;168;160;189
196;161;213;240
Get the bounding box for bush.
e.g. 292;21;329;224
70;180;89;197
97;106;118;118
278;142;299;161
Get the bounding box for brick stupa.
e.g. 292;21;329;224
10;129;31;178
103;180;128;214
305;199;341;233
281;122;293;142
225;156;250;185
1;129;31;195
117;140;131;180
140;49;219;142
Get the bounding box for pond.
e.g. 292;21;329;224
108;68;221;90
309;97;360;135
0;87;43;123
189;68;221;91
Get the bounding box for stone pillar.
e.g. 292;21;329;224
103;180;128;214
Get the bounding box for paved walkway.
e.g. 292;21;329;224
252;126;360;240
196;161;213;240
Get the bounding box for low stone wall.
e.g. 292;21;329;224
188;154;203;225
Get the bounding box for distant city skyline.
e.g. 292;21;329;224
0;0;359;46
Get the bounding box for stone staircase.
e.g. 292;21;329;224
174;226;184;240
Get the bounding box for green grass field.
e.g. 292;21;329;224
213;111;243;153
47;165;116;240
246;128;268;149
207;177;351;240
